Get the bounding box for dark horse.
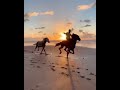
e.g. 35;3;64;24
55;34;81;58
33;38;50;55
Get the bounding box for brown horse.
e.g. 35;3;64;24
33;38;50;55
55;34;81;58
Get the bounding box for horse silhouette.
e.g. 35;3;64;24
55;34;81;58
33;38;50;55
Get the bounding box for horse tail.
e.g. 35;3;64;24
55;42;61;47
33;42;38;45
33;43;36;45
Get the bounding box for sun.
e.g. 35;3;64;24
60;33;66;40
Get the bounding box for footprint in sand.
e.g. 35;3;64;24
61;67;67;70
60;72;69;77
65;64;68;66
61;67;65;69
33;66;35;68
51;68;55;71
77;67;80;69
66;74;69;77
80;76;85;78
72;70;75;72
89;72;94;75
61;72;65;74
37;66;40;68
52;66;55;67
30;89;34;90
36;85;39;88
64;68;67;69
31;62;37;63
72;65;74;67
86;78;91;80
30;64;34;65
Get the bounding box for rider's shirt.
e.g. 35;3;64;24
65;32;71;40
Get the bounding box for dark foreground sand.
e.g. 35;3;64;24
24;46;96;90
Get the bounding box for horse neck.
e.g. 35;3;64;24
43;40;47;44
71;38;77;44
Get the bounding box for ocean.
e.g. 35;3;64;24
24;40;96;49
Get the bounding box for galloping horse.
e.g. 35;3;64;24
33;38;50;55
55;34;81;58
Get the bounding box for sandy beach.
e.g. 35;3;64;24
24;46;96;90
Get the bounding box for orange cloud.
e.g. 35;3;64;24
24;11;54;21
39;11;54;15
77;2;96;10
24;11;54;17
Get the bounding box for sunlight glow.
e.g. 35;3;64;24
60;33;66;40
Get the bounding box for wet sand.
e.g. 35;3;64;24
24;46;96;90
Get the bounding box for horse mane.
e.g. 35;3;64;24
43;37;48;40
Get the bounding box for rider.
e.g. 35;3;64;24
64;29;72;41
63;29;72;51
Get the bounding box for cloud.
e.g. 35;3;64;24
38;31;43;33
24;11;54;21
35;27;45;29
84;19;91;23
39;11;54;15
77;2;96;10
80;19;91;23
24;12;39;18
83;24;91;27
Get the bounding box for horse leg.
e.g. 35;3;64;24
64;47;67;52
34;46;37;51
43;48;47;55
40;47;44;54
69;49;74;54
72;49;74;54
67;49;70;58
42;46;47;55
38;47;39;51
59;46;63;54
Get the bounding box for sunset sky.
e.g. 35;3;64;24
24;0;96;41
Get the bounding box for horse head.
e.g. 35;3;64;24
71;34;81;41
44;38;50;43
